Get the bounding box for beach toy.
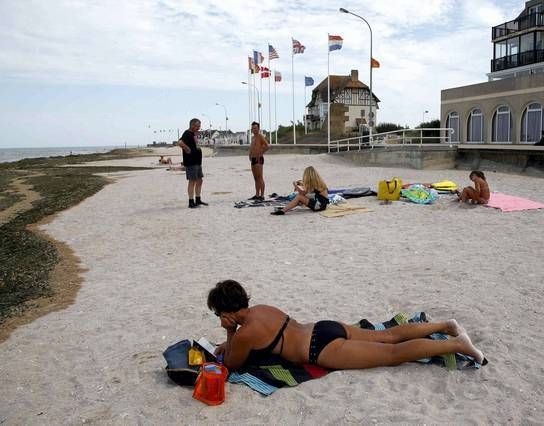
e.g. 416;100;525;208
431;180;458;192
192;362;229;406
188;347;204;366
401;184;438;204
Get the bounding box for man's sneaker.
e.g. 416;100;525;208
188;200;199;208
196;199;208;206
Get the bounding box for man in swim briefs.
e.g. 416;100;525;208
248;122;269;201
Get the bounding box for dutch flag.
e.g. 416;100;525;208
328;35;343;52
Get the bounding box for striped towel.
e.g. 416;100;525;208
229;312;482;395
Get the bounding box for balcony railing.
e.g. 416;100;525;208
492;12;544;40
491;48;544;72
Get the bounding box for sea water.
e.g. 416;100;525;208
0;145;139;164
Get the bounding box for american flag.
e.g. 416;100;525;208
274;71;282;82
292;38;305;54
268;44;279;60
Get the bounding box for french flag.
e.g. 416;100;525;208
328;35;343;52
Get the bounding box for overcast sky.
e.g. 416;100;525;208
0;0;521;148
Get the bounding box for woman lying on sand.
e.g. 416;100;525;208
454;170;490;204
271;166;329;215
209;280;487;371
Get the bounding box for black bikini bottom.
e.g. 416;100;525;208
308;320;347;364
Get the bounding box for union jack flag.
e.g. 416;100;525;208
268;44;279;60
274;71;282;82
292;38;305;54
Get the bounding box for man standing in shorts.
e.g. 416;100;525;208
178;118;208;208
248;121;269;201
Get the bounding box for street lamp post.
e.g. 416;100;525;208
340;7;374;143
242;81;262;144
422;110;429;124
201;113;212;142
241;81;261;124
216;102;228;135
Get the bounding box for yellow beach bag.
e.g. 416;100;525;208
377;177;402;201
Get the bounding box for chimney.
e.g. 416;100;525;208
350;69;358;82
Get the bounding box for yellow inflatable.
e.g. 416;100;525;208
431;180;457;192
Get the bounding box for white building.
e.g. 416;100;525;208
306;69;380;136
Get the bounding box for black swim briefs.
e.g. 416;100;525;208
250;156;264;166
308;320;347;364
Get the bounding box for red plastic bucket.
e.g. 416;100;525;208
192;363;229;406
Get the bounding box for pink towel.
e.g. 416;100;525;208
486;192;544;212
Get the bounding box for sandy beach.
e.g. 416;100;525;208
1;150;543;424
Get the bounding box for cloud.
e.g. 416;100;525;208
0;0;526;129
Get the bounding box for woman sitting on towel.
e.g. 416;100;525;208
208;280;486;371
271;166;329;215
455;170;490;204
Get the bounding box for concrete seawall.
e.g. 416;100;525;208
212;143;544;176
337;145;457;170
456;144;544;177
212;144;329;156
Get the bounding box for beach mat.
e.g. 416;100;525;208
328;187;376;198
485;192;544;212
228;312;483;396
319;202;372;218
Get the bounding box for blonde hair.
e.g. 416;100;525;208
302;166;327;193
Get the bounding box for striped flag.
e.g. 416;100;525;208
274;71;282;82
328;35;343;51
248;56;259;74
371;57;380;68
253;50;264;64
304;76;314;86
260;66;270;78
292;38;305;54
269;44;279;60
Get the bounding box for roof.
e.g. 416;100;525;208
306;73;380;108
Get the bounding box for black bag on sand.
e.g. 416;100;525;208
163;339;200;387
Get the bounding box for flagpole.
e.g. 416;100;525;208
268;47;271;141
304;83;307;135
274;72;278;144
259;68;263;126
248;68;251;143
291;40;296;145
327;33;331;147
251;73;258;121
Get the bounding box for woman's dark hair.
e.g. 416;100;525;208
207;280;250;315
470;170;486;181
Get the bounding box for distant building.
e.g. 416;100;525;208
441;0;544;144
306;69;380;137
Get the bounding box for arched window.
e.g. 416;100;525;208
521;103;543;143
467;109;483;142
446;112;459;142
492;106;511;143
